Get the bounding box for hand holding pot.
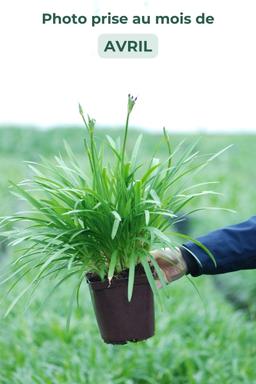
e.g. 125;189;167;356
151;248;188;287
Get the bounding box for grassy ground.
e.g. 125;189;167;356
0;127;256;383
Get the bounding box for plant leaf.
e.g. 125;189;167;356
140;255;159;299
108;250;118;284
128;254;136;301
131;134;143;167
145;210;150;226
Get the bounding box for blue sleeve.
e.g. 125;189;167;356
181;216;256;276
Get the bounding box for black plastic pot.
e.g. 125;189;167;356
87;271;155;344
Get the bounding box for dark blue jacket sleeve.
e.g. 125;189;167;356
181;216;256;276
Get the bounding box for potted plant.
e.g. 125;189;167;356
0;95;230;344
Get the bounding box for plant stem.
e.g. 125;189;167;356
121;111;130;171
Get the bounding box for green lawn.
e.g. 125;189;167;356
0;128;256;383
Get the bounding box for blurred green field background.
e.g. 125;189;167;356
0;127;256;384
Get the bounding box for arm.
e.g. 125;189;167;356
152;216;256;284
182;216;256;276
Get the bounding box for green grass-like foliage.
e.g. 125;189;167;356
0;95;230;318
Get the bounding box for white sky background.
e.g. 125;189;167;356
0;0;256;132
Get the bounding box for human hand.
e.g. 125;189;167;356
151;247;188;288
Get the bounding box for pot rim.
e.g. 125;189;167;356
87;273;149;290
